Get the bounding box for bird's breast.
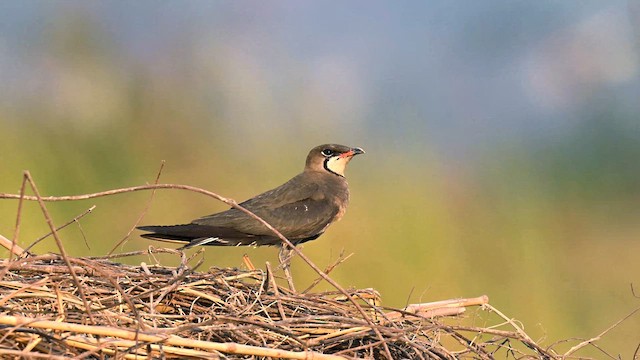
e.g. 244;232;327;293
325;180;350;223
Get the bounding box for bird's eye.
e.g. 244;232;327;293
321;149;334;157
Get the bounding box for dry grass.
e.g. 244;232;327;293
0;171;636;359
1;249;554;359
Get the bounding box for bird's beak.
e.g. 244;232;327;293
340;147;365;158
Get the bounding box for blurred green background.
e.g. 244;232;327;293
1;1;639;357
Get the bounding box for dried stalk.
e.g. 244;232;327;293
1;175;633;359
0;315;344;360
0;182;394;358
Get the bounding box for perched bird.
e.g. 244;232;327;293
138;144;364;283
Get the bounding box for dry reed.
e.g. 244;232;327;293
0;171;634;359
1;250;553;359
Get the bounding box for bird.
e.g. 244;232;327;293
137;144;364;286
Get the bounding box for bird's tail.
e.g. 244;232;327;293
137;224;204;242
137;224;282;249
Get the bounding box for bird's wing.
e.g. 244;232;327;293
192;177;335;239
240;174;320;209
259;197;339;239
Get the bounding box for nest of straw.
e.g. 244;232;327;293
0;248;559;360
0;177;622;359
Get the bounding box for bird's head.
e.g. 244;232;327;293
305;144;365;177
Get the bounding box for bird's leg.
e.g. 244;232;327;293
278;245;296;292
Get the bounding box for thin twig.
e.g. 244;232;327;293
563;306;640;357
631;283;639;299
23;206;96;254
22;171;96;325
11;173;28;260
109;161;165;254
302;250;353;294
0;184;230;203
88;247;183;260
266;261;288;321
483;303;535;344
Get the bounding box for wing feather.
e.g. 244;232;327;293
192;175;335;239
